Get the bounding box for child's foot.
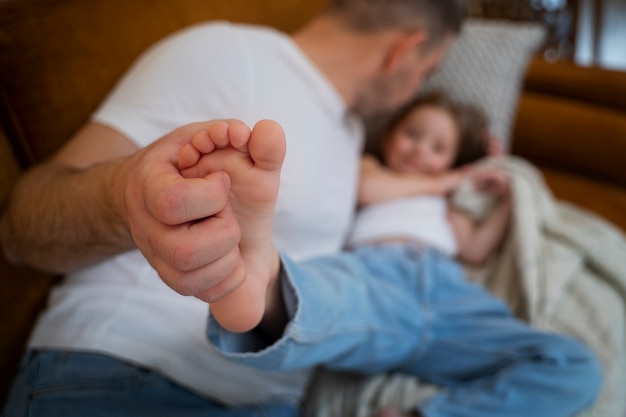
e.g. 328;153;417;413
179;119;286;332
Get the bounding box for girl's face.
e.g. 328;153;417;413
382;105;459;176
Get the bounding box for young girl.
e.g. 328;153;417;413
350;92;511;266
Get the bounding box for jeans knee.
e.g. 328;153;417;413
547;334;603;404
574;342;602;403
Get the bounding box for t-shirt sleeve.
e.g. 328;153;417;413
92;22;254;148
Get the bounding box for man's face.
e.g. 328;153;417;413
353;35;453;118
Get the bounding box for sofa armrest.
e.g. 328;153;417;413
523;59;626;113
540;166;626;232
0;126;61;405
0;127;20;209
513;60;626;189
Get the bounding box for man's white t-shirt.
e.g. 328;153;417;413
28;22;364;406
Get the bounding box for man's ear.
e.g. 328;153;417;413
382;30;428;73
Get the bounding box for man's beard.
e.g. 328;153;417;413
351;69;415;119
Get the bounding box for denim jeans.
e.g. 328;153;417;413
3;350;297;417
209;245;602;417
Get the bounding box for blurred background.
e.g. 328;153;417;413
0;0;622;69
469;0;625;70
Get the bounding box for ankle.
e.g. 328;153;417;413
258;252;288;341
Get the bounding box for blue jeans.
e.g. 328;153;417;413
209;245;602;417
3;350;297;417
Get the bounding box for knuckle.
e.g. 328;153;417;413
164;243;242;297
209;171;230;192
221;218;241;242
170;241;197;271
164;270;207;296
153;189;184;223
199;260;246;303
158;270;190;296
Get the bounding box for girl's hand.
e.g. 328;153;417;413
485;130;506;156
434;166;474;196
471;169;510;198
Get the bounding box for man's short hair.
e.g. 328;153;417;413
325;0;466;49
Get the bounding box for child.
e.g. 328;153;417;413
178;118;601;417
350;92;511;266
346;92;513;417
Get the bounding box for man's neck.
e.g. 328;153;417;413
291;16;397;110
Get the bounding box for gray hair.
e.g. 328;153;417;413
325;0;466;49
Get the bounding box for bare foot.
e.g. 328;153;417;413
179;119;286;332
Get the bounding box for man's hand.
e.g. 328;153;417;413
1;120;246;303
118;121;247;302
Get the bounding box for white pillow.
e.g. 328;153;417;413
419;19;546;149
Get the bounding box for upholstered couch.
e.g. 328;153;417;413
1;0;625;409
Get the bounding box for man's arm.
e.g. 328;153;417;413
1;121;245;302
1;123;137;272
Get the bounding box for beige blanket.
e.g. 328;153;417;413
303;156;626;417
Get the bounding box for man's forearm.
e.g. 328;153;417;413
1;159;133;274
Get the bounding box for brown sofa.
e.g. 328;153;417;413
1;0;625;408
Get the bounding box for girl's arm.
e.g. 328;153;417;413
448;170;512;266
357;154;469;205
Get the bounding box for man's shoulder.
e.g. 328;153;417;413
167;20;287;46
134;20;288;73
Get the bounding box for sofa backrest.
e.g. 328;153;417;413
514;59;626;189
0;0;327;169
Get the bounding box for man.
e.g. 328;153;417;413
1;0;463;416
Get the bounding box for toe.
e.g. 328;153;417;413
227;121;253;151
249;119;286;171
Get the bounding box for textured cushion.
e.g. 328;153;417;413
420;19;546;148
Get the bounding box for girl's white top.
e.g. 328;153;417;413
348;195;458;256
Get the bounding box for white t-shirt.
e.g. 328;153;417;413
28;22;364;406
348;196;458;256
